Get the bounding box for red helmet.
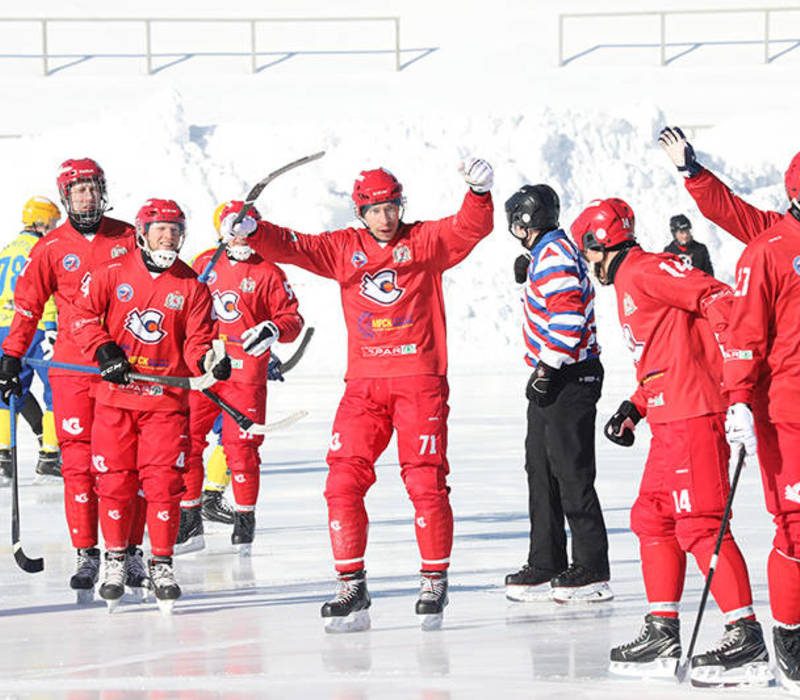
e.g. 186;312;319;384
352;168;404;215
56;158;107;226
570;198;636;252
785;151;800;202
135;198;186;270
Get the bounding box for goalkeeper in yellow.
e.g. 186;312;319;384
0;197;61;483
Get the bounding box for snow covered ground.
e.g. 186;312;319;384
0;0;797;697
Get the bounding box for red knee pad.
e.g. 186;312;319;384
675;515;730;553
630;495;675;539
324;458;376;503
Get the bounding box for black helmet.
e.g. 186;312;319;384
505;184;560;235
669;214;692;235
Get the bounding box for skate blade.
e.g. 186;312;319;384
173;535;205;556
777;667;800;696
608;657;678;679
505;583;553;602
419;612;444;631
690;661;774;688
75;588;95;605
32;473;61;485
233;542;252;557
103;597;122;614
552;581;613;604
156;598;177;616
324;610;371;634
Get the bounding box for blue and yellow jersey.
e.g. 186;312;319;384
0;230;57;331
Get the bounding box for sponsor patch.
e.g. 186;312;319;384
359;269;404;305
116;283;134;302
361;343;417;358
62;253;80;271
240;277;256;293
351;251;367;268
794;255;800;276
110;245;128;259
647;392;665;408
393;244;411;264
725;349;754;361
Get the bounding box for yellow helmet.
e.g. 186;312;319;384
213;201;228;234
22;196;61;228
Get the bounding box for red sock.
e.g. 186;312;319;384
691;537;754;620
769;547;800;625
640;537;686;617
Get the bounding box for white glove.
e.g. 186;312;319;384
725;403;757;457
463;157;494;193
201;338;231;380
41;329;57;361
219;212;258;244
657;126;702;178
241;320;279;357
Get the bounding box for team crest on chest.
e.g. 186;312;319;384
110;245;128;259
793;255;800;276
240;277;256;293
351;251;367;269
212;290;242;322
205;270;217;285
393;244;411;264
124;308;167;344
623;293;637;316
62;254;80;271
360;269;404;305
165;292;184;311
116;284;134;302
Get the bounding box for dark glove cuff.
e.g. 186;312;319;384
619;400;642;425
0;354;21;374
96;342;126;365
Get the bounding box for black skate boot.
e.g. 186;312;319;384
0;448;11;485
551;563;613;603
201;489;234;525
231;511;255;556
690;618;772;687
99;550;127;612
124;545;150;602
69;547;101;604
34;449;62;483
148;556;181;615
321;569;371;633
505;564;556;602
774;626;800;694
416;570;449;630
173;506;204;556
609;614;681;678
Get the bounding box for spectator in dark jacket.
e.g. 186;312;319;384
663;214;714;276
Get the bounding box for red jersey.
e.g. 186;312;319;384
724;216;800;422
70;252;215;412
2;216;135;374
249;191;493;379
613;246;733;423
192;249;303;384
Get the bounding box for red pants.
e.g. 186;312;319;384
631;414;753;619
92;403;188;557
186;382;266;510
755;418;800;625
324;375;452;574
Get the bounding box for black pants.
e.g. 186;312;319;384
524;358;609;577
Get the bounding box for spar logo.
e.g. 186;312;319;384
211;290;242;323
359;269;404;305
62;254;80;271
124;308;167;344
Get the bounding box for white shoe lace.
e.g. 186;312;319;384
104;554;126;587
149;561;177;589
419;574;447;602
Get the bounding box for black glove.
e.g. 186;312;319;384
0;354;23;403
96;342;131;385
604;400;642;447
657;126;703;178
267;353;284;382
525;361;558;407
514;253;531;284
199;350;232;381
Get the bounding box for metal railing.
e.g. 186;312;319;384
559;7;800;66
0;16;403;75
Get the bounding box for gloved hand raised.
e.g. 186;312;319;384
219;212;258;244
0;354;22;402
604;400;642;447
241;320;279;357
658;126;702;178
725;403;757;457
526;361;559;407
463;157;494;193
96;342;131;385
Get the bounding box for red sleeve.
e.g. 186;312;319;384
70;268;115;362
723;244;772;405
640;254;733;316
423;191;494;270
629;385;648;418
266;265;303;343
250;222;341;279
2;241;57;357
182;283;216;375
685;169;782;244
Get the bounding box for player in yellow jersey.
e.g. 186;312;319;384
0;197;61;484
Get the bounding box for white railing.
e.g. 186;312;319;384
559;7;800;66
0;16;403;75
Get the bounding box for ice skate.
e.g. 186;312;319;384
231;510;255;557
33;449;61;484
98;550;127;613
201;489;234;525
0;448;11;486
148;556;181;615
690;618;773;688
69;547;100;604
321;569;371;633
774;626;800;695
550;563;613;603
416;570;448;631
609;614;681;678
504;564;554;602
173;506;205;556
124;545;150;602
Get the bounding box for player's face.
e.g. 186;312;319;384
512;223;536;248
69;181;101;213
675;228;691;245
146;222;183;251
583;248;612;285
363;202;401;241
